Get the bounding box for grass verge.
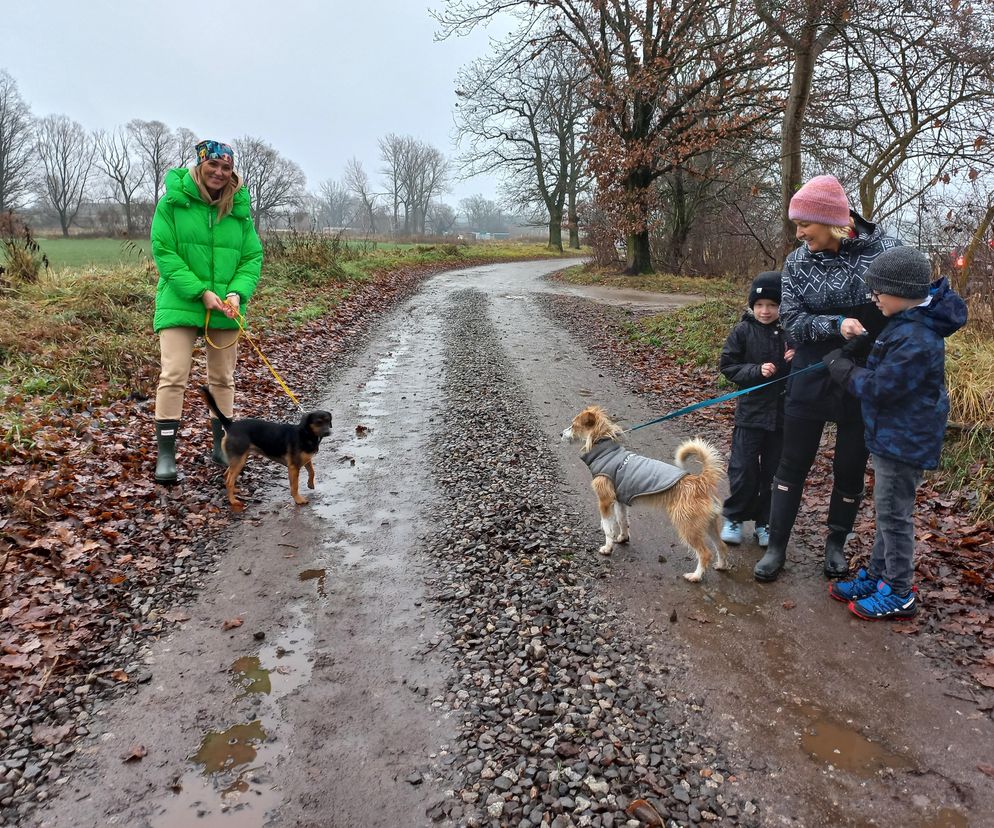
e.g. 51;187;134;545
553;262;740;298
0;240;576;451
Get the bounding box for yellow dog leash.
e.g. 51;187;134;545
204;305;303;409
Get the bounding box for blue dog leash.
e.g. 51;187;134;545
624;362;826;433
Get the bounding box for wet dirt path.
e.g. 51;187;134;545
27;260;993;828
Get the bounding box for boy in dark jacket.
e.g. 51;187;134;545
824;247;967;619
719;272;794;547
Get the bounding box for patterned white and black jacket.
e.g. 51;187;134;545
781;212;901;422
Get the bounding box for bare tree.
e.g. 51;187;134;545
36;114;95;237
460;195;505;234
127;119;176;202
436;1;776;273
318;178;356;228
455;43;589;251
379;135;450;236
816;0;994;221
0;70;34;211
174;127;199;169
344;157;378;233
755;0;849;256
94;127;145;236
427;201;458;235
233;135;306;230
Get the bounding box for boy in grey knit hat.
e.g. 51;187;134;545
823;247;967;619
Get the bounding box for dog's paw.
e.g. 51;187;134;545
714;560;730;571
615;533;630;544
231;501;245;513
683;571;703;582
293;496;310;506
307;480;315;490
598;544;613;556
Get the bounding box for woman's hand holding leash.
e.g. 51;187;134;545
761;362;777;378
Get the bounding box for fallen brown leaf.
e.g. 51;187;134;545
971;667;994;689
978;764;994;780
625;798;663;826
122;744;147;762
163;609;191;623
222;617;243;631
782;600;797;610
111;669;129;683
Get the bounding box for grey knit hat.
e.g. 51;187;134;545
864;247;931;300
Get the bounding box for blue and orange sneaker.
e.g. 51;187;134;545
828;568;878;603
849;581;918;620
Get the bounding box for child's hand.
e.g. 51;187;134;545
784;348;795;362
761;362;777;378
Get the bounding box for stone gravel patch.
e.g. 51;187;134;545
420;288;761;827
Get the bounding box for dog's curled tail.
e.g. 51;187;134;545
198;386;233;430
674;438;725;489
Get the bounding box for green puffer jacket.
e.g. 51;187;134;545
151;167;263;333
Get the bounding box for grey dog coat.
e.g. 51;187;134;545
580;439;688;506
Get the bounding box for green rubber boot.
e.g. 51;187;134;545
154;420;180;485
210;419;227;466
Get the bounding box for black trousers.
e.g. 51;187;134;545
723;426;783;524
776;415;869;496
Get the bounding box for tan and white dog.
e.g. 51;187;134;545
562;406;729;582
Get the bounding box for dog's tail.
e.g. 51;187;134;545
674;438;725;491
198;386;233;430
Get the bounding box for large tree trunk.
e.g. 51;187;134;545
626;231;652;274
624;170;654;274
567;189;580;249
779;36;820;260
548;205;564;252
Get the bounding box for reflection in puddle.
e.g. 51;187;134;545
298;568;327;597
799;708;912;775
231;657;271;696
191;721;266;774
154;608;315;827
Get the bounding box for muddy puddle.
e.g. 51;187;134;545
298;567;327;597
796;704;913;776
152;607;315;827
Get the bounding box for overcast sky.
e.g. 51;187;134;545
2;0;509;205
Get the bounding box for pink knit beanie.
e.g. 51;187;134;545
788;175;851;226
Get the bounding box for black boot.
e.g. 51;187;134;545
210;418;227;466
754;478;804;582
824;487;863;578
155;420;180;485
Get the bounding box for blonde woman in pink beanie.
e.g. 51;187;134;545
754;174;902;583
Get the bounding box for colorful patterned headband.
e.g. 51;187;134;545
195;139;235;165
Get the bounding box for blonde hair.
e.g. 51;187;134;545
830;224;853;240
190;164;241;221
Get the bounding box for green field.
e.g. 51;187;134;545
38;238;153;269
35;238;435;270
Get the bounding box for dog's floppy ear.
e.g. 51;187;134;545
579;409;597;428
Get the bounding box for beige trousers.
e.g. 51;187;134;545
155;327;239;421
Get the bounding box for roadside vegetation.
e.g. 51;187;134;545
0;233;575;456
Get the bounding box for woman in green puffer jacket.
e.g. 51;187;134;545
150;139;263;484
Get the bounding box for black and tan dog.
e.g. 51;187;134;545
199;386;332;512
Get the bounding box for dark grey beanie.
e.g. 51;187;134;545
748;271;782;307
864;247;931;299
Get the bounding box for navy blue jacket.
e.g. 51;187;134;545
781;213;900;422
720;312;790;431
846;279;967;470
